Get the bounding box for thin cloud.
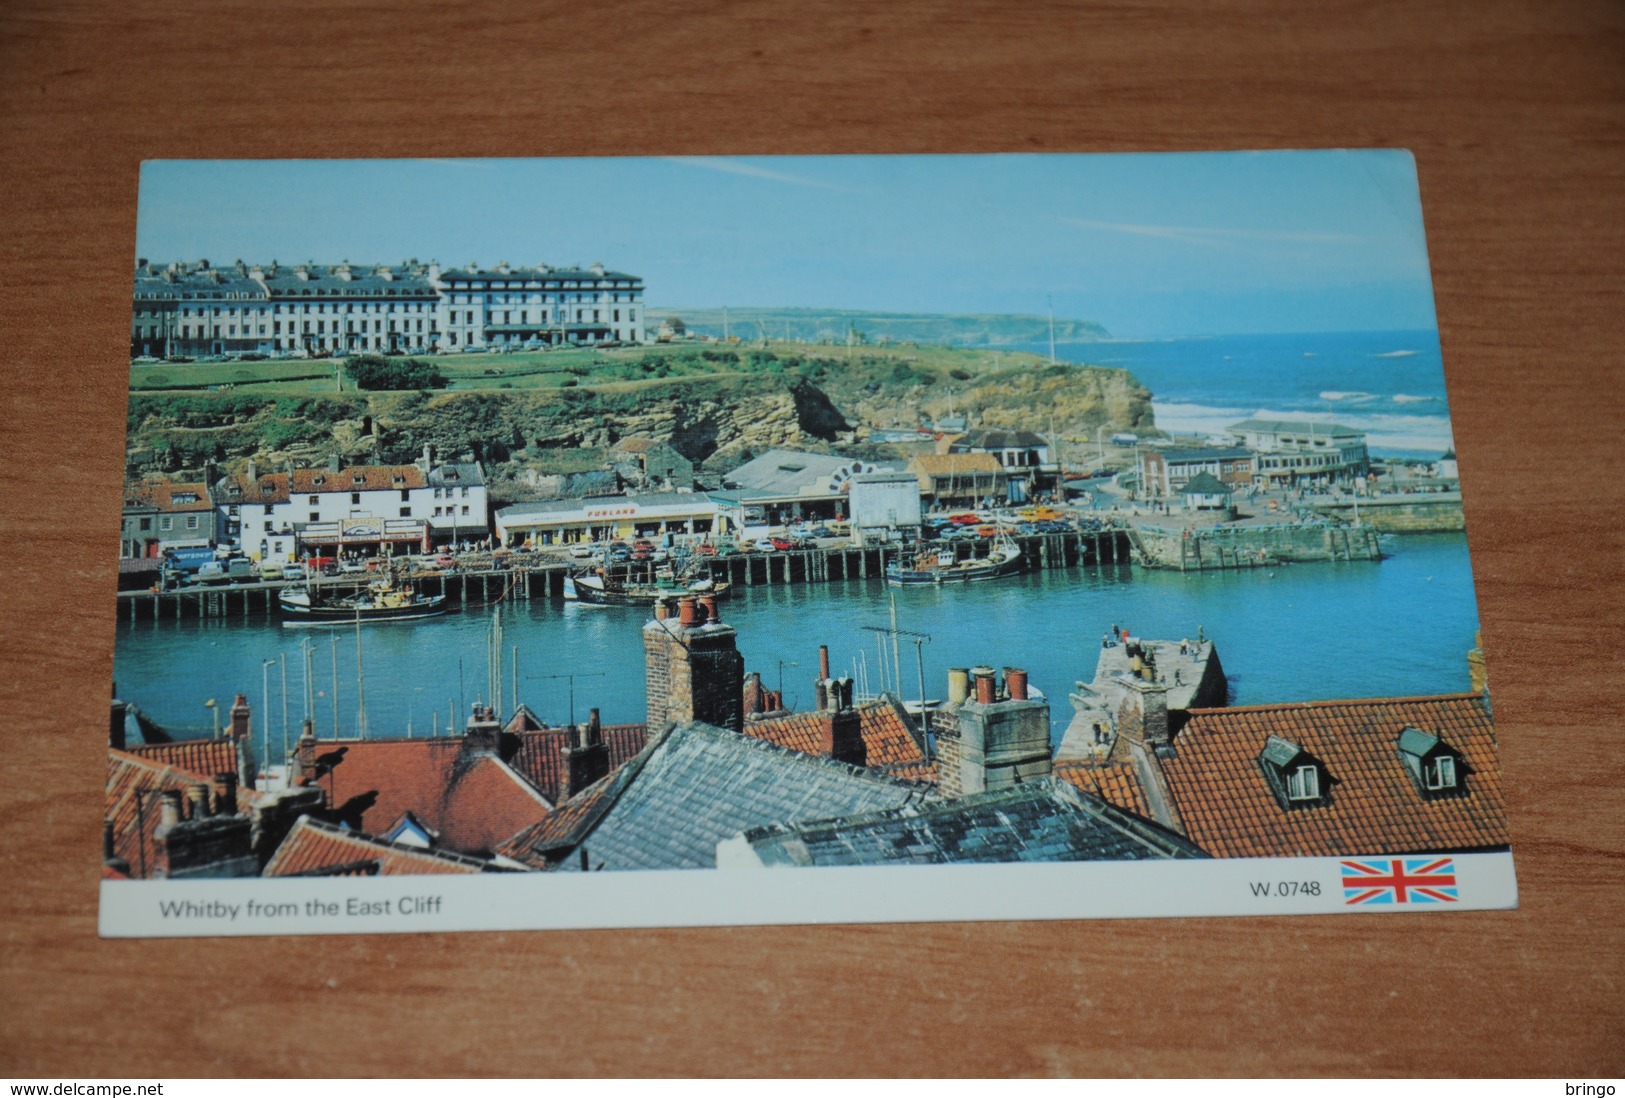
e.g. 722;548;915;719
665;157;855;192
1059;217;1361;246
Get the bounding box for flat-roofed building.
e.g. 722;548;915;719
494;491;719;547
717;449;891;528
1227;418;1369;484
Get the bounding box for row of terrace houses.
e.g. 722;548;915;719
106;598;1505;881
131;258;646;359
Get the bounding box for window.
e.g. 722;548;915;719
1286;765;1319;802
138;517;151;531
400;489;410;501
351;493;361;504
186;515;200;530
1427;756;1457;791
400;506;411;517
266;521;275;532
309;495;319;505
160;516;172;531
309;512;320;522
461;505;470;515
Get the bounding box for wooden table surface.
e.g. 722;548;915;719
2;0;1621;1078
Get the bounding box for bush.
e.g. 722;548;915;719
344;354;447;391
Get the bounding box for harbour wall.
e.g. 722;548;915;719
1130;522;1383;571
1304;493;1465;533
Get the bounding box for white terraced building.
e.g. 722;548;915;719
131;258;646;359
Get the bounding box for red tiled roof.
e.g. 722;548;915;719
264;816;485;876
126;740;240;780
289;465;426;494
127;479;213;513
304;738;551;857
105;746;263;877
508;724;648;804
497;768;625;869
219;464;427;504
744;699;937;782
1053;759;1151;819
1162;694;1508;858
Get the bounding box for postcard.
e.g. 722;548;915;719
102;151;1514;937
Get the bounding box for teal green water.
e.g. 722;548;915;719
113;533;1481;747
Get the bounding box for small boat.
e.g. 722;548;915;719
567;567;732;607
886;536;1024;586
280;574;447;623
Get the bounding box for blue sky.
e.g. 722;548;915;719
137;151;1438;339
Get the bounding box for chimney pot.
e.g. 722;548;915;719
158;790;183;829
819;645;831;680
1005;667;1029;702
973;667;997;705
653;598;671;621
947;668;970;706
678;596;698;628
699;594;719;624
187;783;211;819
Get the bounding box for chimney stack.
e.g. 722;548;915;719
230;694;251;743
562;707;610;798
936;663;1052;797
213;772;239;817
644;600;745;733
743;672;764;717
819;676;865;766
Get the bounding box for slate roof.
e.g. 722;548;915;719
105;746;262;877
1153;447;1252;464
301;738;552;857
425;462;485;489
1228;418;1363;439
500;722;934;872
1180;472;1231;495
264;816;487;876
1052;759;1152;819
726;779;1205;867
723;450;874;497
507;724;649;804
743;698;936;783
1161;694;1508;858
436;264;640;284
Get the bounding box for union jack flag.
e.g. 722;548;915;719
1341;857;1459;904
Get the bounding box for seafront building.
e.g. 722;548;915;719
212;446;488;559
131;258;646;358
1225;418;1370;483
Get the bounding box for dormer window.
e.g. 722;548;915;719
1397;727;1465;799
1258;736;1328;810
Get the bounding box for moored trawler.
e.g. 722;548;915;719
279;574;447;623
886;536;1024;586
567;568;732;607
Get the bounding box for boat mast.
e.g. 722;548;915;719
355;606;368;737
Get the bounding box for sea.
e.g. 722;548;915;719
111;329;1484;747
1010;328;1455;459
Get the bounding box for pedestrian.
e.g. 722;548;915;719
1180;638;1189;655
1111;623;1120;642
1102;633;1111;649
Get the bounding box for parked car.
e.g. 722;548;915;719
769;535;798;551
281;563;305;580
340;559;368;575
568;544;596;559
258;563;283;581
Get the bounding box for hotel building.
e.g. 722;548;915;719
131;258;646;359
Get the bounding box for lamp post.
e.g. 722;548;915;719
261;658;276;776
204;698;219;737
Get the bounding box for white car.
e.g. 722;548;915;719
568;545;596;559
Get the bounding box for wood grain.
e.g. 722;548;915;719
2;0;1621;1077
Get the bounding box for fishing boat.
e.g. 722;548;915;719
886;534;1024;586
567;566;731;607
280;573;447;623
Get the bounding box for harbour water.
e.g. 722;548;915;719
113;533;1481;747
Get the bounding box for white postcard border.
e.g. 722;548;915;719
100;851;1517;938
